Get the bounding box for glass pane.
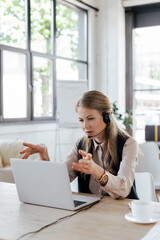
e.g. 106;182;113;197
31;0;52;53
134;26;160;90
33;56;53;117
56;3;87;61
3;51;27;118
0;0;26;48
133;26;160;142
134;90;160;142
56;59;87;81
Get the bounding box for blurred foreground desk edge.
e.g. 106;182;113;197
0;182;154;240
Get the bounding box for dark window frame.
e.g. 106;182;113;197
125;3;160;135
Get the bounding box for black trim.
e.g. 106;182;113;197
56;55;87;64
125;3;160;136
125;3;160;28
0;50;2;120
125;11;134;136
62;0;99;12
134;89;160;91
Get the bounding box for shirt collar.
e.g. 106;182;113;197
93;139;106;151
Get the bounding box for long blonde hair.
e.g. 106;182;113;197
76;90;130;175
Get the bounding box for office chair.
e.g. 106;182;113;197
135;172;157;202
136;142;160;189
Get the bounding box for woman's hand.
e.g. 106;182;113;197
20;142;49;161
72;149;104;179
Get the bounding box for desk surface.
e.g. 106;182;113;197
0;182;154;240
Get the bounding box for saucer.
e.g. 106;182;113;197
125;212;160;224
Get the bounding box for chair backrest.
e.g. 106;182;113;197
135;172;157;202
0;139;24;167
136;142;160;189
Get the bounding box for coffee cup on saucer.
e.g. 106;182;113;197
131;200;154;220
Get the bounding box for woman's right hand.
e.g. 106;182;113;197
20;142;49;161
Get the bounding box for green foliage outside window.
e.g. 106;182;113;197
1;0;81;118
112;102;133;129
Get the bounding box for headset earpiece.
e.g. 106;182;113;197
102;112;111;126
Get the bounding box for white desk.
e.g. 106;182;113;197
0;183;154;240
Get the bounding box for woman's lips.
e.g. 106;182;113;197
86;131;93;136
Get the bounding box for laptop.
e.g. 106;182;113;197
10;158;101;211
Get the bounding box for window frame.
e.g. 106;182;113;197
0;0;88;123
125;3;160;136
56;1;88;81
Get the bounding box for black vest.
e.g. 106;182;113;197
77;135;139;199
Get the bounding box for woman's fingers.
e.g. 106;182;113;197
79;150;92;160
20;142;49;161
72;159;92;173
79;159;91;164
21;152;31;159
20;148;32;154
86;153;92;160
23;142;35;148
72;150;93;173
79;149;87;157
41;154;49;161
20;143;37;159
72;162;87;173
20;142;40;155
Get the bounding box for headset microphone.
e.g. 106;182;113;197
88;128;106;139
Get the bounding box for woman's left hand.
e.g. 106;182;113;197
20;142;49;161
72;150;104;179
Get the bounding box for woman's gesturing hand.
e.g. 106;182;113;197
20;142;49;161
72;149;104;179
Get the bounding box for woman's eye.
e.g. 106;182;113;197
88;118;94;120
79;119;83;122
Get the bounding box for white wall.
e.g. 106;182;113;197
95;0;126;113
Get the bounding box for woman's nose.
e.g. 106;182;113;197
83;120;89;129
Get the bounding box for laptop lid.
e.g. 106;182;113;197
10;158;100;211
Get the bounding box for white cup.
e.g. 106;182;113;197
131;200;154;220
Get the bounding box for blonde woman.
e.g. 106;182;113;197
21;90;138;199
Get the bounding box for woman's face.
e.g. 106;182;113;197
77;106;107;143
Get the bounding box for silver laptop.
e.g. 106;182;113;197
10;158;101;211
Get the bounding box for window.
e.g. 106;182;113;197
0;0;88;122
125;4;160;141
56;3;87;81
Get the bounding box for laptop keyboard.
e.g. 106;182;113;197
74;200;87;207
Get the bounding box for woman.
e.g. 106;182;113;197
20;90;138;199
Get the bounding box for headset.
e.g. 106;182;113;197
102;112;111;126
